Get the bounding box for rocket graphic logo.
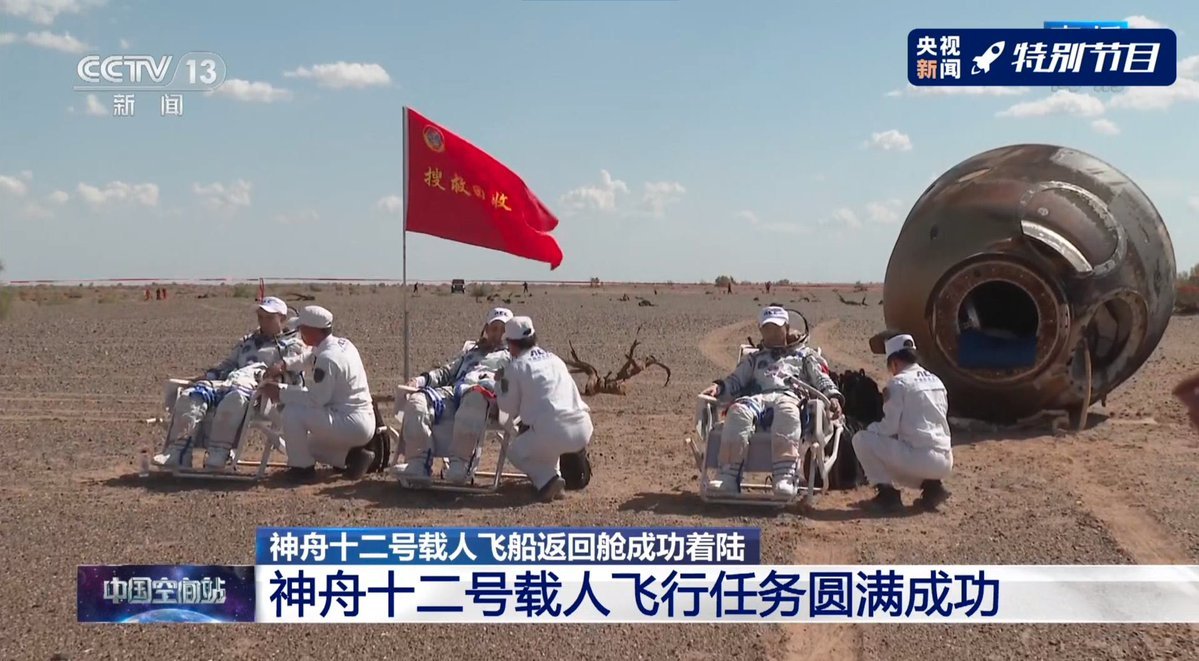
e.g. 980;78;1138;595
971;41;1005;74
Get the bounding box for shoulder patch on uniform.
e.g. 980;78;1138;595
313;368;325;383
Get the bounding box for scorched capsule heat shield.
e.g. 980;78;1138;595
874;144;1176;423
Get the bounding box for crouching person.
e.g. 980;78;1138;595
496;316;594;502
395;307;513;484
156;296;303;469
852;334;953;513
260;306;377;483
701;305;844;496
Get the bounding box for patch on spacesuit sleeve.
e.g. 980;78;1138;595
314;368;325;383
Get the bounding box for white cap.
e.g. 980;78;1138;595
257;296;287;315
885;333;916;358
504;315;535;341
759;305;790;327
298;305;333;329
486;307;514;326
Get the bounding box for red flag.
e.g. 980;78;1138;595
404;107;563;269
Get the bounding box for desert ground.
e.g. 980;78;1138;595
2;282;1198;661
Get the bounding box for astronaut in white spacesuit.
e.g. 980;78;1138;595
394;307;514;485
155;297;304;469
701;305;844;496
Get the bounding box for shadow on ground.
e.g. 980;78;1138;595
618;491;925;522
317;477;544;510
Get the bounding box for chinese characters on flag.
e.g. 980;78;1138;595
404;107;564;269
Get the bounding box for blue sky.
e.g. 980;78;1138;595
0;0;1196;283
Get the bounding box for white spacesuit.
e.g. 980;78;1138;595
273;306;377;478
395;307;513;484
155;297;304;469
706;305;843;496
496;315;593;502
852;333;953;511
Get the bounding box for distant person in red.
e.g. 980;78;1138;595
1173;373;1199;430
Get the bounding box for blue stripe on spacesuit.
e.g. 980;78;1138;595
187;385;222;407
420;388;447;425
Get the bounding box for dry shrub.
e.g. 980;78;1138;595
469;283;492;300
1176;282;1199;315
0;288;12;320
231;284;255;299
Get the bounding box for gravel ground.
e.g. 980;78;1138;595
1;284;1197;660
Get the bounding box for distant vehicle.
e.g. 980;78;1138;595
450;279;465;293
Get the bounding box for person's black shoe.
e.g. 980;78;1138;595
343;447;376;481
283;466;317;483
536;476;566;502
863;484;903;513
915;480;950;511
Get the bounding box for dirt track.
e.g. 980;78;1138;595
2;284;1198;660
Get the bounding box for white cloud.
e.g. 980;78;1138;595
886;83;1030;97
118;37;129;49
283;62;391;89
210;79;292;103
375;194;403;214
736;209;810;234
76;181;159;207
0;32;16;44
561;170;684;218
1181;55;1199;80
829;207;862;229
639;181;685;218
865;198;904;224
1091;118;1120;135
21;202;52;219
0;0;103;26
274;209;319;225
84;93;105;116
192;180;251;211
1189;197;1199;213
560;170;630;213
22;30;87;52
996;90;1105;118
47;190;69;204
1108;77;1199;111
0;173;29;196
864;129;912;151
1124;15;1166;29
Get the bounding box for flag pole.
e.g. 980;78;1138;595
401;106;411;381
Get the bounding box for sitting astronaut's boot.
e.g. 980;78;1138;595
772;461;802;497
393;457;433;482
772;472;799;497
203;447;232;469
444;458;473;485
708;465;741;494
152;440;188;467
